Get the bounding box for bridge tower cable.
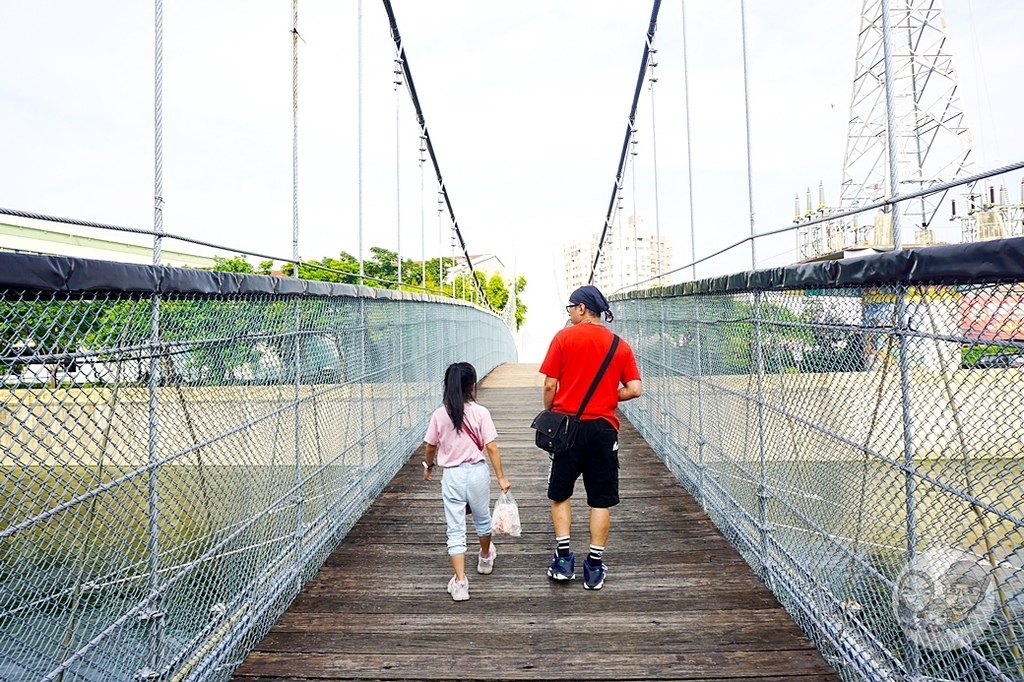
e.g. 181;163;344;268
381;0;495;312
589;0;663;286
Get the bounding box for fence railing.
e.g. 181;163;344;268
614;237;1024;682
0;252;517;681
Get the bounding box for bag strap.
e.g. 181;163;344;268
464;422;484;451
573;334;620;420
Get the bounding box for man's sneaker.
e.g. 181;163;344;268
477;543;496;575
447;576;470;601
583;559;607;590
547;551;575;581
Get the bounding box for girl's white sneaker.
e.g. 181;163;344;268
477;544;497;575
447;576;469;601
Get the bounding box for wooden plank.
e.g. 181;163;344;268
233;363;840;681
238;678;840;682
236;650;834;680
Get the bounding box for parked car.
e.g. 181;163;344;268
972;351;1024;369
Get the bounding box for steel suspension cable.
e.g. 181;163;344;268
437;193;445;294
681;0;697;281
144;0;166;675
394;57;402;287
381;0;494;311
292;1;300;273
631;139;639;284
358;0;365;284
616;185;624;289
589;0;663;286
420;137;426;288
740;0;756;270
153;1;165;266
648;40;663;283
289;0;306;605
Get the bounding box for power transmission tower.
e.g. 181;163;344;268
798;0;977;261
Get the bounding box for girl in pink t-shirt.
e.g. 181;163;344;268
423;362;511;601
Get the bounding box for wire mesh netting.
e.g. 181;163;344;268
0;273;516;681
615;274;1024;681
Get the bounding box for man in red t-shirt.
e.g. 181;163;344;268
538;285;642;590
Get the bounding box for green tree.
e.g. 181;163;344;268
513;275;528;330
0;297;113;383
695;296;814;375
212;255;255;273
216;247;528;328
209;255;275;276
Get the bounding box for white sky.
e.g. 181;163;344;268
2;1;1022;361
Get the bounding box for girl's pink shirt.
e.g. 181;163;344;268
424;401;497;468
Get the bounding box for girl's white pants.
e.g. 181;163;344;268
440;460;492;556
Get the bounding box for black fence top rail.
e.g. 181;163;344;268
0;251;455;303
620;236;1024;299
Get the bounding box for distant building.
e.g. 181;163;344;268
444;253;506;284
0;213;218;268
442;253;517;311
563;215;672;295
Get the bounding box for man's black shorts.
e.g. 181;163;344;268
547;418;619;508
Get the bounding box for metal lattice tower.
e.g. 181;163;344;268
798;0;978;260
840;0;974;246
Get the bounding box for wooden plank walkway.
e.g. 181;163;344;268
233;363;841;681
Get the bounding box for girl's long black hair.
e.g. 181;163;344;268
442;362;477;432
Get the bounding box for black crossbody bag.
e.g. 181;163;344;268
531;335;620;454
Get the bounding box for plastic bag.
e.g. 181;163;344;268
491;490;521;537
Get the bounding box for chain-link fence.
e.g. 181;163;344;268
614;238;1024;682
0;252;516;681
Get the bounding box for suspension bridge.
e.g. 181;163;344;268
3;2;1024;681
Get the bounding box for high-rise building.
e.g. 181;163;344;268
563;215;672;295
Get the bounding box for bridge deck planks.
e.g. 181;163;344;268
233;363;840;682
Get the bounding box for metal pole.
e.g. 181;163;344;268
753;291;771;585
882;0;918;675
141;0;166;674
881;0;903;248
693;294;707;507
